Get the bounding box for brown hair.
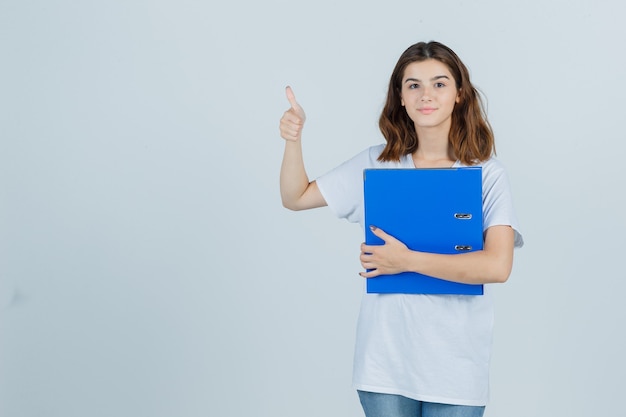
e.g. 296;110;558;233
378;41;494;165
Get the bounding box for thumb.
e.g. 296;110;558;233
285;86;304;115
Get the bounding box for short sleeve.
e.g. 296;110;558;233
481;159;524;248
315;145;385;225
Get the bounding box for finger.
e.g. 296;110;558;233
279;118;303;140
359;269;380;279
361;263;378;274
360;242;377;254
369;225;392;242
282;133;300;142
285;86;300;109
281;109;304;125
279;125;301;141
360;252;372;265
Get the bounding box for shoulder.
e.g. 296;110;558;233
470;157;510;188
319;144;399;181
475;157;506;174
366;144;407;168
351;143;386;165
368;143;386;159
340;144;390;169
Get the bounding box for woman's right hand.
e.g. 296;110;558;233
279;86;306;142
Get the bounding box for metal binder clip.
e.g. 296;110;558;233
454;245;472;251
454;213;472;219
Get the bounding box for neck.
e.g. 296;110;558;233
412;127;455;168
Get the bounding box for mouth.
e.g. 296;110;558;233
418;107;436;115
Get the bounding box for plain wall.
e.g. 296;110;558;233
1;0;625;416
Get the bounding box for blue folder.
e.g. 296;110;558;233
363;167;484;295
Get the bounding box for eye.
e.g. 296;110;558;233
435;82;446;88
408;83;420;89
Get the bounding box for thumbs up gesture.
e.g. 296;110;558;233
279;86;306;142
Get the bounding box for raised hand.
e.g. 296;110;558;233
279;86;306;142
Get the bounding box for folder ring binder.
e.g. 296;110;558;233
363;167;484;295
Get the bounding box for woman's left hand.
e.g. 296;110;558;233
359;226;411;278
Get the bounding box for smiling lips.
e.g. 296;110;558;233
418;107;437;115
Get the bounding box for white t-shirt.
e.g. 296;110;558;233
316;144;524;406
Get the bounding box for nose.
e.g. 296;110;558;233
420;86;433;101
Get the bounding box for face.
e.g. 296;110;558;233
400;59;460;133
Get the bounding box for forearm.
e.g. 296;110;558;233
405;249;512;284
280;140;311;210
361;225;515;283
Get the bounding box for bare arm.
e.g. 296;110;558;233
359;225;515;284
279;86;327;211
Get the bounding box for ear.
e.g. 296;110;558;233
456;88;461;104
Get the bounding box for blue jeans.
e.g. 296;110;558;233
358;391;485;417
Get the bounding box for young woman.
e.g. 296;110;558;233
279;41;523;417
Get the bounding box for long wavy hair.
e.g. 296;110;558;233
378;41;494;165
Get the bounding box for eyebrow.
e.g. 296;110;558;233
404;75;451;83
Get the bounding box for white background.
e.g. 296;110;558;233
1;0;625;416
